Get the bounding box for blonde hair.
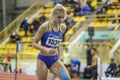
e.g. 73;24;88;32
51;4;67;20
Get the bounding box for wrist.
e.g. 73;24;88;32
41;46;49;53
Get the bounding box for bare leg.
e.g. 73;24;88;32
49;60;71;80
37;60;48;80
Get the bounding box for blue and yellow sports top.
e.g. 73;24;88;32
41;22;63;48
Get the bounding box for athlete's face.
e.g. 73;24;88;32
54;10;65;23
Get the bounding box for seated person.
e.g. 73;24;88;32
71;58;80;78
74;5;81;16
9;32;21;43
81;6;91;16
87;48;98;80
62;48;72;75
114;64;120;77
108;20;118;30
105;58;117;77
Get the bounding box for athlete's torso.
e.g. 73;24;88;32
40;22;63;55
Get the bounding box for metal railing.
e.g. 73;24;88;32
59;42;112;63
110;24;120;44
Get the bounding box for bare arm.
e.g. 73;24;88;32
90;55;98;68
58;23;67;58
32;22;49;53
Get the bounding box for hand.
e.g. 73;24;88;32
47;48;57;54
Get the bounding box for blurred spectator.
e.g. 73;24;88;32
39;14;47;28
74;4;81;16
102;0;117;9
39;14;46;22
86;48;98;80
23;17;29;37
62;47;72;75
3;53;12;72
100;6;107;14
71;58;80;78
81;6;91;16
9;32;21;43
20;17;29;36
105;58;117;77
33;14;47;32
65;16;75;28
33;18;39;32
71;0;80;9
108;20;118;30
29;23;35;33
114;64;120;77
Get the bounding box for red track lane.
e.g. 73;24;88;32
0;72;79;80
0;72;37;80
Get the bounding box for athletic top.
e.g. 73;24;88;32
41;22;63;48
71;58;80;66
63;52;71;65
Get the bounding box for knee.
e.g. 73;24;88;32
59;68;70;80
62;74;69;80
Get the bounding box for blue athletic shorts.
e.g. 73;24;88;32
37;54;59;68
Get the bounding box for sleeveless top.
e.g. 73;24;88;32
41;22;63;48
63;52;71;65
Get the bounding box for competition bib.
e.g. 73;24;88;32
46;37;61;47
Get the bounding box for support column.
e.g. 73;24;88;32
2;0;6;28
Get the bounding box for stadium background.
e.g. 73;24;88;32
0;0;120;80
